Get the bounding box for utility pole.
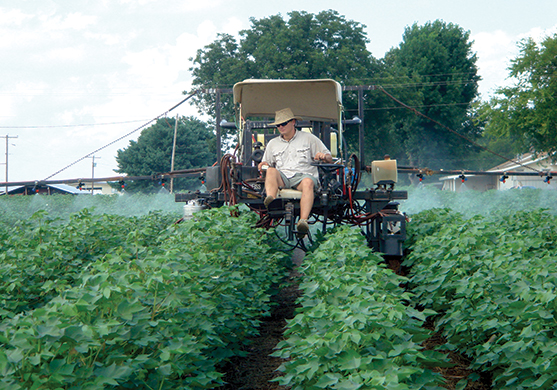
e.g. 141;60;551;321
2;135;18;195
216;89;222;162
170;114;179;193
87;156;100;195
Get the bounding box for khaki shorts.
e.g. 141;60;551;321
279;172;319;190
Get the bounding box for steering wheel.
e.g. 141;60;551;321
310;161;340;172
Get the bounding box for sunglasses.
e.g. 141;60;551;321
276;120;291;128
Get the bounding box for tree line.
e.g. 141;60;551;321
116;10;557;192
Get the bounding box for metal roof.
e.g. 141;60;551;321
488;152;555;172
1;183;86;195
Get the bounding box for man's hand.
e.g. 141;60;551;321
258;161;270;171
314;152;332;163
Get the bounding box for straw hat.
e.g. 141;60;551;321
269;108;301;126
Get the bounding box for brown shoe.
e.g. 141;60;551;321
264;195;275;208
297;219;309;236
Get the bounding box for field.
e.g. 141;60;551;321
1;188;557;389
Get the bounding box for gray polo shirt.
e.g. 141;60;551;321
261;130;331;179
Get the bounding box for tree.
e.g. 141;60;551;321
483;34;557;158
188;10;376;125
380;20;481;169
115;117;216;193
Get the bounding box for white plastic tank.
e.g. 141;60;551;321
183;199;205;219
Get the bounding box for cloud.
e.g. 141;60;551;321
472;30;518;98
122;17;243;87
118;0;224;12
519;25;557;45
472;24;557;98
39;12;97;31
0;95;15;120
12;81;50;103
222;16;243;37
0;81;49;122
0;7;32;25
37;46;87;63
173;0;225;12
0;9;42;49
84;31;134;46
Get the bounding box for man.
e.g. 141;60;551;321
257;108;332;236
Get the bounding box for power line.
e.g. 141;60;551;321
0;119;150;129
353;71;478;82
194;75;479;92
43;91;199;181
344;102;472;112
381;79;478;89
377;86;541;174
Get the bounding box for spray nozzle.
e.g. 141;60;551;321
459;174;467;183
545;175;553;184
500;174;508;183
417;173;423;182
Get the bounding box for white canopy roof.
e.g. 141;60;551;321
233;79;343;123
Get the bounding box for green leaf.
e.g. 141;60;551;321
338;350;362;370
335;378;362;390
117;300;145;321
94;363;133;384
159;348;171;361
6;349;24;364
348;331;361;345
315;373;340;388
49;359;75;376
157;363;172;376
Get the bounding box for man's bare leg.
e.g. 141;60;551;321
265;167;284;200
297;178;315;220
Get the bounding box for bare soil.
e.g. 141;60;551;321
219;254;492;390
422;323;491;390
219;266;302;389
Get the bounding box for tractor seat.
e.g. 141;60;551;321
277;188;302;199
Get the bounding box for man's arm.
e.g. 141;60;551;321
308;133;333;163
259;142;274;170
314;152;332;163
258;161;270;170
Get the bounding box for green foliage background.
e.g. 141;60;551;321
189;12;484;170
481;34;557;160
274;226;448;389
189;10;376;124
113;12;557;188
116;11;557;180
381;21;481;169
405;207;557;389
3;188;557;388
0;200;289;389
115;116;216;193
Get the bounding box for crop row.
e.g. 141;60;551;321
405;208;557;389
0;209;174;320
401;187;557;217
272;226;449;390
0;193;184;225
0;207;289;389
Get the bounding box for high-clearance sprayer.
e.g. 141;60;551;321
3;79;554;257
175;79;408;255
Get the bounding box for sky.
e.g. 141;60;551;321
1;0;557;184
